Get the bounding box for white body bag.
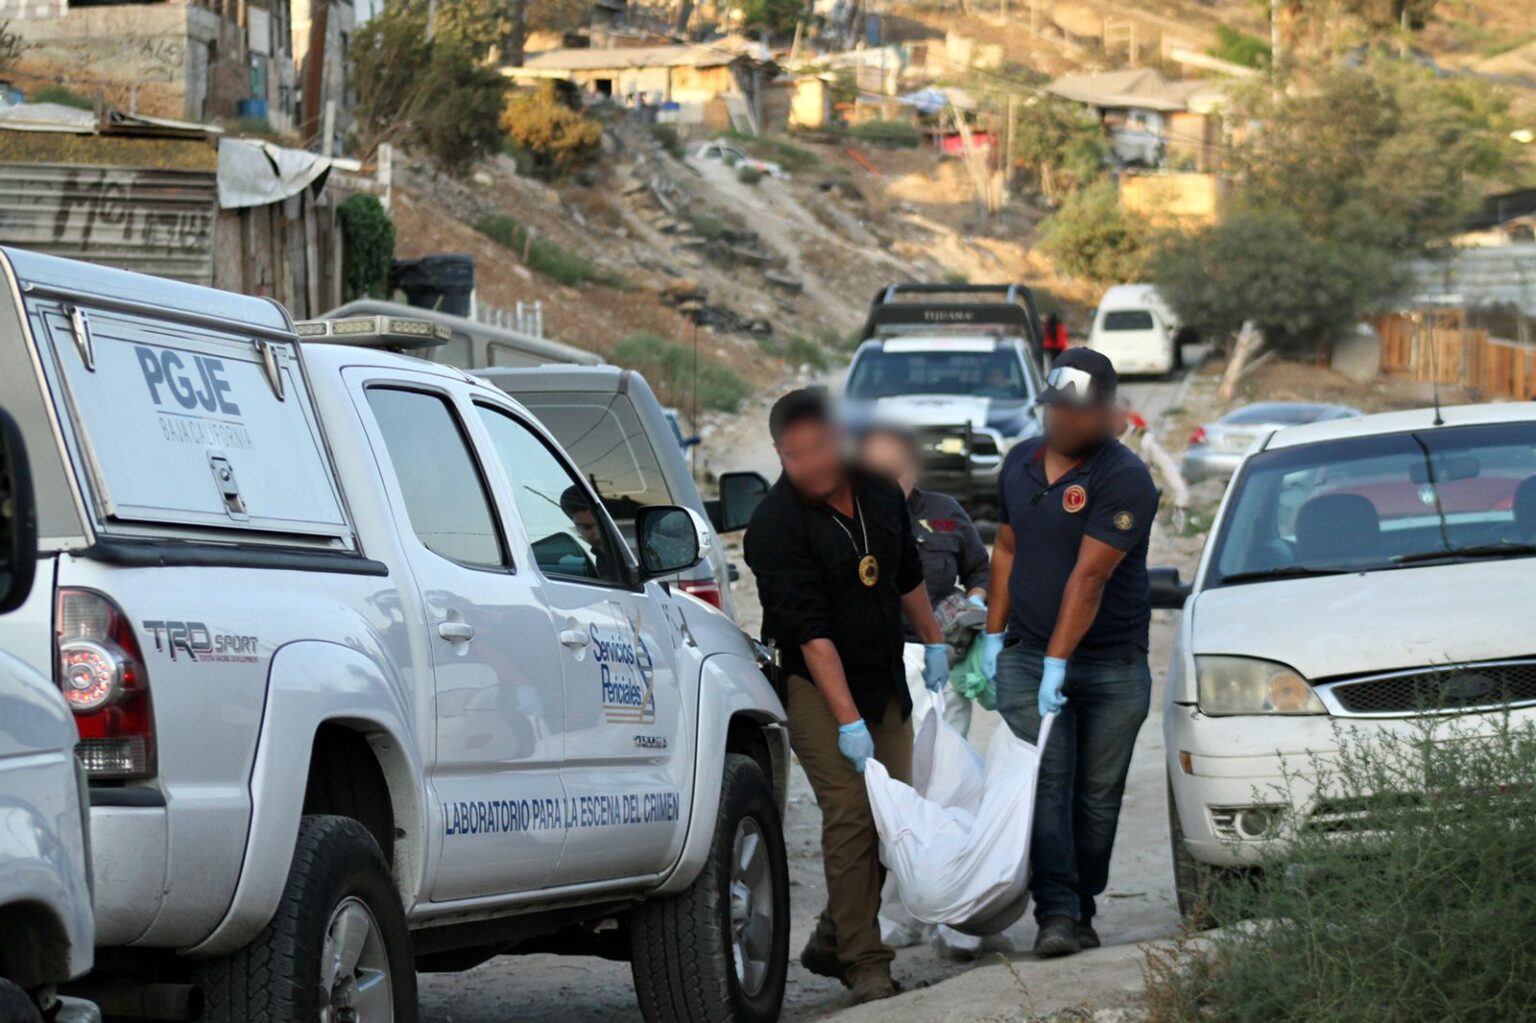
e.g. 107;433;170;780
867;703;1054;936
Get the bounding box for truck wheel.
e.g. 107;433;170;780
198;815;416;1023
630;754;788;1023
0;979;42;1023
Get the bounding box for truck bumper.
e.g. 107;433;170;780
89;805;168;947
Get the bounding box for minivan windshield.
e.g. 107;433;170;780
1211;422;1536;585
845;348;1028;400
1102;310;1155;331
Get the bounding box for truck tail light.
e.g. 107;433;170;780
56;589;155;780
677;577;724;610
1189;426;1207;446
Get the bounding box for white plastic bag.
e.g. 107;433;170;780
867;711;1053;936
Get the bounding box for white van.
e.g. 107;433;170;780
1087;284;1180;376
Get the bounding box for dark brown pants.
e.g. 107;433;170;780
786;674;913;971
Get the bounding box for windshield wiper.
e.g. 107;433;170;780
1392;542;1536;565
1218;565;1353;584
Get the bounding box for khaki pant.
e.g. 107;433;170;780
787;674;913;972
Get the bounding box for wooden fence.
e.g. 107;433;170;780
1376;312;1536;401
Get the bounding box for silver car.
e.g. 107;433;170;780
1184;402;1361;483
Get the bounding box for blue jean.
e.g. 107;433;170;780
995;643;1150;923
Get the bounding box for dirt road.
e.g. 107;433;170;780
418;364;1204;1022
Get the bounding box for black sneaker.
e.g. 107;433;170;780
1077;920;1101;949
1033;916;1082;958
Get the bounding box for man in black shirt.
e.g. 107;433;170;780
980;348;1158;959
745;390;949;1004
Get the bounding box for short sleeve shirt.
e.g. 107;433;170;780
997;437;1160;658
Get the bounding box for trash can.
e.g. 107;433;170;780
237;98;268;120
390;255;476;318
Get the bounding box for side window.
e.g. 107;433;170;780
366;387;507;569
476;404;627;585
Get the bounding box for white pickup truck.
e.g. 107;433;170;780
0;248;790;1022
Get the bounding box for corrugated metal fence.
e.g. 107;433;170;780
1377;311;1536;401
0;162;217;285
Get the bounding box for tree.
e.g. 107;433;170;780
1010;95;1107;198
739;0;802;38
1152;211;1405;356
501;82;603;178
1235;62;1512;250
350;6;506;175
1039;181;1152;288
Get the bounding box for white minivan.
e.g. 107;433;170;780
1086;284;1180;376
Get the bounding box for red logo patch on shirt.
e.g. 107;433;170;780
930;518;958;532
1063;484;1087;513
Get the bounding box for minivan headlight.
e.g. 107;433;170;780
1196;656;1326;716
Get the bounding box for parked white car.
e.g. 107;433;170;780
0;409;98;1023
1086;284;1180;376
1156;402;1536;919
693;140;783;176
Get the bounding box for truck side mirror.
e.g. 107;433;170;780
710;470;769;534
636;505;709;579
1148;565;1191;611
0;408;37;616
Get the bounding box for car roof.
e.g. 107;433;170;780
1261;401;1536;450
859;335;1013;353
1222;401;1345;423
472;364;641;395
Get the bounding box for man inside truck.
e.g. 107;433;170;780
560;484;618;579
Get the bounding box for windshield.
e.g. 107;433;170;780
1102;310;1155;331
845;348;1027;400
1211;422;1536;584
512;391;675;536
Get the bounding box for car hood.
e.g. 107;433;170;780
851;396;1036;437
1190;558;1536;680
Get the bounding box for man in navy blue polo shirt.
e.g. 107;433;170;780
979;347;1159;958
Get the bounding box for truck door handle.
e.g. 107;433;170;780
559;629;590;649
438;621;475;642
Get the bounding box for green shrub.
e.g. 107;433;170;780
613;331;749;413
336;194;397;301
780;334;830;373
229;116;282;140
1040;180;1151;288
689;210;729;241
1208;25;1270;69
1148;713;1536;1023
650;123;685;160
850;119;921;148
737;165;764;186
29;85;93;110
473;214;629;289
501;82;603;179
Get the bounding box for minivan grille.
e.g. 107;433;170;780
1326;660;1536;716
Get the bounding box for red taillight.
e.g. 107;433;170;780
677;578;724;609
1189;426;1207;446
56;589;155;780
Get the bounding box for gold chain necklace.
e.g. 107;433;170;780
826;497;879;587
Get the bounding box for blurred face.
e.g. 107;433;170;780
859;431;918;496
1044;401;1115;459
570;509;604;549
777;417;846;502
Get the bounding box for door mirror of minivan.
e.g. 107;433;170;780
710;470;770;534
636;505;709;579
1148;566;1191;610
0;408;38;616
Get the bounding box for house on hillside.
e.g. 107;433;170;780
0;0;295;126
506;43;778;132
1453;189;1536;247
1047;68;1229;171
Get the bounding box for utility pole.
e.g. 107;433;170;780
1004;93;1017;199
505;0;526;67
301;0;328;147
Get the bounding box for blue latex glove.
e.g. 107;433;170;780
979;631;1005;683
922;643;950;693
837;719;874;773
1039;656;1069;718
967;593;987;610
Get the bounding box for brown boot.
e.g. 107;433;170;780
799;915;845;985
846;963;899;1004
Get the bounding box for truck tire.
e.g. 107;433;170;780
0;979;42;1023
630;754;788;1023
197;815;417;1023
